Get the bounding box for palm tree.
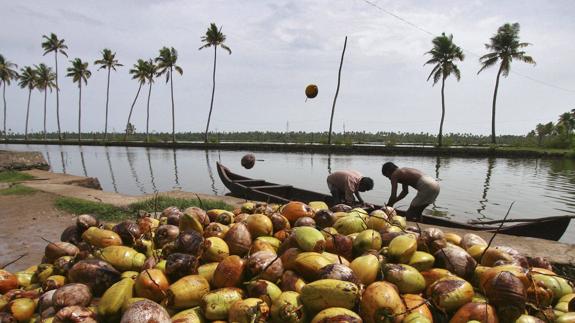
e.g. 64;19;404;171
125;59;148;141
0;55;19;140
35;64;57;140
42;33;68;140
199;23;231;143
66;58;91;142
143;59;158;142
478;23;535;144
558;111;575;134
424;33;465;147
94;49;122;141
155;47;183;143
18;66;37;140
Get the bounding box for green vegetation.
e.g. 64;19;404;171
0;171;35;182
129;196;234;213
54;195;234;221
424;33;464;147
55;196;129;221
478;23;535;144
0;54;19;140
0;184;37;195
199;22;232;144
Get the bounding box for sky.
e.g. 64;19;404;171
1;0;574;136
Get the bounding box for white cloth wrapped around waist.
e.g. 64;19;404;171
411;175;440;207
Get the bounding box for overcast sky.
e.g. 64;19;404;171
1;0;574;136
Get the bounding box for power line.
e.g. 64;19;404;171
360;0;575;94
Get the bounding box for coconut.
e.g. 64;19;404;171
383;263;426;294
165;253;199;282
248;251;283;282
247;214;274;238
318;263;360;284
360;281;406;323
154;224;180;248
52;283;92;308
224;222;252;256
228;298;270;323
434;244;477;279
279;270;306;293
67;259;121;296
112;221;142;246
120;299;171;323
45;241;79;263
350;254;380;286
173;230;204;255
450;302;498;323
271;291;308;323
0;269;18;294
76;214;99;232
212;255;246;288
203;222;229;239
281;201;313;224
427;276;475;313
200;288;245;321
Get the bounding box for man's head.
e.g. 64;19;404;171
358;177;374;192
381;162;398;178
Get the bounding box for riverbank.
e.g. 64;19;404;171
3;139;573;159
0;168;572;269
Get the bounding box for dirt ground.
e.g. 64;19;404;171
0;191;75;272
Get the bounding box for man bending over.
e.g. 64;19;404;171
381;162;440;220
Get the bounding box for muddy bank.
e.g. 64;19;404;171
0;150;49;171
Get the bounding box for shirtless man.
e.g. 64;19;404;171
381;162;440;220
326;170;374;205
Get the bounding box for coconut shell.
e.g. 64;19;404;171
67;259;121;296
45;241;80;263
0;269;18;294
174;230;204;255
154;224;180;248
120;299;171;323
248;251;283;282
228;298;270;323
76;214;99;232
165;253;199;282
318;263;360;284
135;269;169;302
212;255;246;288
434;245;477;279
52;283;92;308
360;281;405;323
281;202;313;224
241;154;256;169
112;221;141;246
247;214;274;238
279;270;306;293
204;222;229;239
246;279;283;307
224;222;252;256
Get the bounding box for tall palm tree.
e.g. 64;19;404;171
143;59;158;142
94;49;122;141
0;55;19;140
424;33;465;147
558;112;575;134
35;64;57;140
125;59;148;141
478;23;535;144
42;33;68;140
18;66;37;140
66;58;91;142
199;23;231;143
155;47;183;143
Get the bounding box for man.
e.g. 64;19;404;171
327;170;374;205
381;162;440;220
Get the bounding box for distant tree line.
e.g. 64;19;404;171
527;109;575;149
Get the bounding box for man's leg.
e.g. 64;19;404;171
328;182;344;203
406;204;428;222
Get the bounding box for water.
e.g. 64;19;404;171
3;144;575;243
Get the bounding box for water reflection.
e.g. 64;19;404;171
60;151;67;174
126;147;145;194
205;150;217;195
146;148;157;193
3;144;575;243
477;157;495;219
173;149;180;188
105;147;118;193
79;148;88;177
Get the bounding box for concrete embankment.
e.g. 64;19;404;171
3;139;573;159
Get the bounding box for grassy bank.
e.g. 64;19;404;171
0;170;35;182
0;184;37;196
54;195;234;221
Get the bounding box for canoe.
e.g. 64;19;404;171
216;162;571;241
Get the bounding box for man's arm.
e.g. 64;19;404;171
354;191;364;203
387;179;398;206
395;183;409;203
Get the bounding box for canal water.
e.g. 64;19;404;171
3;144;575;243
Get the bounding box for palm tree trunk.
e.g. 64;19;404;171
204;46;218;143
43;90;47;140
328;36;347;145
25;89;31;140
491;64;504;145
104;67;111;141
438;76;446;147
124;83;143;141
78;83;82;142
55;52;62;140
146;81;152;143
170;67;176;143
2;83;6;140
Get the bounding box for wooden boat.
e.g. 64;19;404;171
216;162;571;241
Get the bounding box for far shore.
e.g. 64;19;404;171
2;139;573;159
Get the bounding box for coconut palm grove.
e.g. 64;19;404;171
1;22;573;150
